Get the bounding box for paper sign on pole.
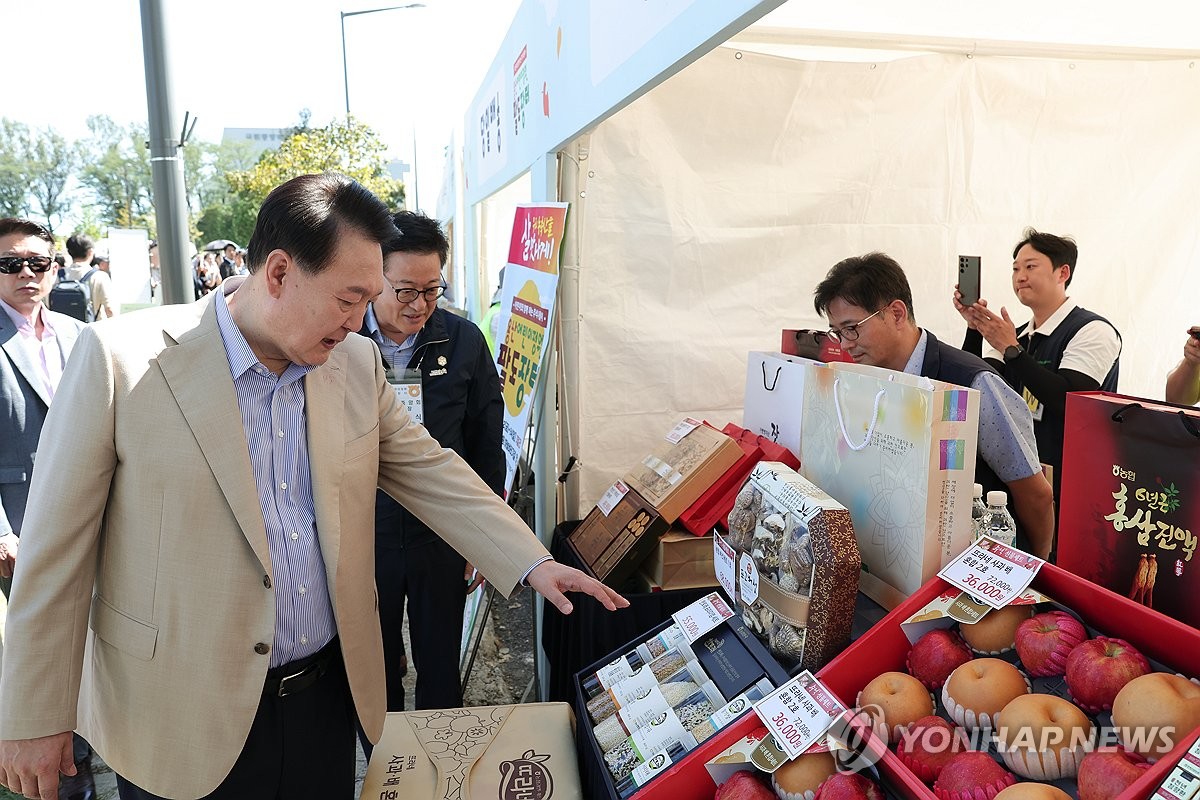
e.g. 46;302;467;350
495;203;569;496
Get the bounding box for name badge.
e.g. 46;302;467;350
387;367;424;424
1022;386;1044;422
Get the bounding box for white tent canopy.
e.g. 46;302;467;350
553;9;1200;513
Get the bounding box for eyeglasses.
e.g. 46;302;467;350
827;308;883;342
391;285;446;304
0;255;55;274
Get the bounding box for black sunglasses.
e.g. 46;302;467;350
0;256;55;274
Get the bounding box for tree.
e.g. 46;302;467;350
79;115;153;231
25;128;77;235
227;116;405;211
0;119;32;217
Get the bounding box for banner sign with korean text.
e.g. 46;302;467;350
496;202;569;495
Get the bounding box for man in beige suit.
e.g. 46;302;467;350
0;173;625;800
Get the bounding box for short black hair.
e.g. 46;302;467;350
1013;228;1078;287
0;218;55;252
65;232;94;261
245;172;398;275
383;210;449;268
813;252;916;322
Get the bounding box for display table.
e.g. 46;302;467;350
542;521;712;703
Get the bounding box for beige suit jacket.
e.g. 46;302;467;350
0;292;549;799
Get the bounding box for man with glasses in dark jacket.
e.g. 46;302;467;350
358;211;503;713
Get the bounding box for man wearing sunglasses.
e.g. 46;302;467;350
356;210;501;716
0;218;93;799
814;252;1055;560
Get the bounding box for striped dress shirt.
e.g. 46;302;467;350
215;290;335;667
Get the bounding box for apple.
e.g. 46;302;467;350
1064;637;1150;713
716;770;776;800
907;629;974;690
1076;747;1150;800
895;715;971;783
933;752;1016;800
814;772;885;800
1014;610;1087;677
1112;672;1200;760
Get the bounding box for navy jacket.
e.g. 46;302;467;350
358;308;505;548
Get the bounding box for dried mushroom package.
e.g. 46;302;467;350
728;462;861;672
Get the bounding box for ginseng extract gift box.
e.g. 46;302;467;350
567;487;669;588
724;462;861;672
623;421;744;524
573;610;791;800
813;562;1200;800
359;702;580;800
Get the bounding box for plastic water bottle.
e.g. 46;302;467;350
971;483;987;529
985;491;1017;547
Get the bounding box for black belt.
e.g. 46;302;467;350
263;638;340;698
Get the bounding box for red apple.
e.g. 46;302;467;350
895;715;971;783
1077;747;1150;800
814;772;885;800
907;629;974;690
933;752;1016;800
716;770;776;800
1065;637;1150;713
1014;610;1088;677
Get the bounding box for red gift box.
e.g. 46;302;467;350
815;562;1200;800
677;423;802;537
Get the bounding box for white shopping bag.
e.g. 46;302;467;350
741;352;823;463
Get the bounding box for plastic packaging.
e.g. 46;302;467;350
984;490;1017;547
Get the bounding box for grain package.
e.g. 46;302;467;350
725;461;860;672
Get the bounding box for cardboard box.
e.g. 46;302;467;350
574;614;791;800
623;423;744;523
815;562;1200;800
567;489;669;588
641;528;719;591
360;702;581;800
678;422;803;537
725;462;861;672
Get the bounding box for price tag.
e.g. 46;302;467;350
597;480;629;517
937;535;1044;609
738;553;760;605
665;417;702;444
753;671;847;760
671;591;735;644
714;532;738;602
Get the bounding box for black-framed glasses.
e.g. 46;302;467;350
391;285;446;304
827;308;883;342
0;255;55;274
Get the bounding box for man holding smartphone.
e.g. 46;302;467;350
1164;328;1200;405
953;228;1121;512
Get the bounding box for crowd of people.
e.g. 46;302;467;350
0;178;1196;800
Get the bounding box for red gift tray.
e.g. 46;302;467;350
815;562;1200;800
677;423;801;537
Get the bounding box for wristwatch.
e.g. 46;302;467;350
1003;344;1024;363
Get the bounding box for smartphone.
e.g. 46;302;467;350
958;255;982;306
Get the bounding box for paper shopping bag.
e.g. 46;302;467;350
742;352;824;463
799;362;980;608
1057;392;1200;629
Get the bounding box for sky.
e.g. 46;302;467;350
7;0;523;216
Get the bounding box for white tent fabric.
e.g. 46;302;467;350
568;45;1200;514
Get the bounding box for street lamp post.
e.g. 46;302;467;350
340;3;426;117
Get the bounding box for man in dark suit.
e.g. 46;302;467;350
0;217;89;799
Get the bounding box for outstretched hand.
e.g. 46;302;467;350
526;561;630;615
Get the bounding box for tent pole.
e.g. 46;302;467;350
556;141;584;519
530;151;559;702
